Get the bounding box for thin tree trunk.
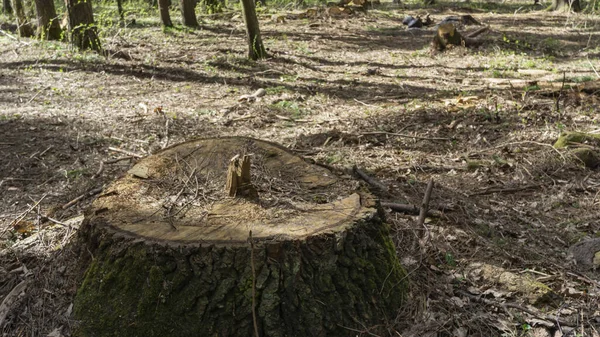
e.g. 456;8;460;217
66;0;101;51
240;0;266;60
158;0;172;27
11;0;34;37
116;0;124;26
2;0;12;15
34;0;62;40
551;0;580;11
180;0;198;27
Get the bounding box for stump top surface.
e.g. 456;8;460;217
88;137;375;245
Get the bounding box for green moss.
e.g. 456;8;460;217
554;131;600;149
74;218;407;337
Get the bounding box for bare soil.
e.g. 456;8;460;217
1;1;600;336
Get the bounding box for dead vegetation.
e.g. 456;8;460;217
1;0;600;336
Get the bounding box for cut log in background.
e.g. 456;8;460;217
73;137;407;337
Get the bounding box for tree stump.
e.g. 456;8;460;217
73;137;407;337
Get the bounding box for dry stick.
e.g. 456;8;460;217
353;165;388;192
456;290;575;327
468;184;538;197
61;187;103;210
587;57;600;79
92;156;135;178
4;194;48;235
361;131;452;141
249;231;260;337
108;147;144;158
556;72;566;113
0;280;27;329
417;179;434;255
381;202;442;217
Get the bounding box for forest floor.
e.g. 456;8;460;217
1;0;600;336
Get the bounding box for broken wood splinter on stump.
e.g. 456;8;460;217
226;154;258;200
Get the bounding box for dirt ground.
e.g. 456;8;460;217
1;0;600;335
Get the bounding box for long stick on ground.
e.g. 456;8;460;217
417;179;435;254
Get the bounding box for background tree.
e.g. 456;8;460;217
10;0;34;37
158;0;172;27
117;0;125;26
66;0;101;51
33;0;62;40
180;0;198;27
240;0;266;60
551;0;581;11
2;0;12;14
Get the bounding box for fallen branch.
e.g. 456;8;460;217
417;179;435;255
456;290;576;327
108;147;144;158
92;156;136;178
0;280;28;329
61;186;104;210
381;202;442;217
353;166;388;192
468;184;538;197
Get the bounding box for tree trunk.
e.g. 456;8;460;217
240;0;266;60
116;0;124;26
66;0;101;51
33;0;62;40
180;0;198;27
158;0;172;27
2;0;12;15
11;0;34;37
73;137;407;337
551;0;580;11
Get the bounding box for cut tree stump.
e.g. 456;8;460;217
73;137;407;337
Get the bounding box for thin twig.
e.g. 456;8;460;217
361;131;452;141
417;179;434;255
353;166;388;192
468;184;539;197
4;194;48;235
587;57;600;79
61;186;103;210
108;147;144;158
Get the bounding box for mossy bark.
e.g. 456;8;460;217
74;216;406;337
33;0;62;40
158;0;172;27
240;0;267;60
66;0;101;51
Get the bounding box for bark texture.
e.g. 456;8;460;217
2;0;12;15
551;0;581;11
33;0;62;40
158;0;172;27
67;0;101;50
72;137;407;337
74;213;405;337
11;0;34;37
240;0;267;60
180;0;198;27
